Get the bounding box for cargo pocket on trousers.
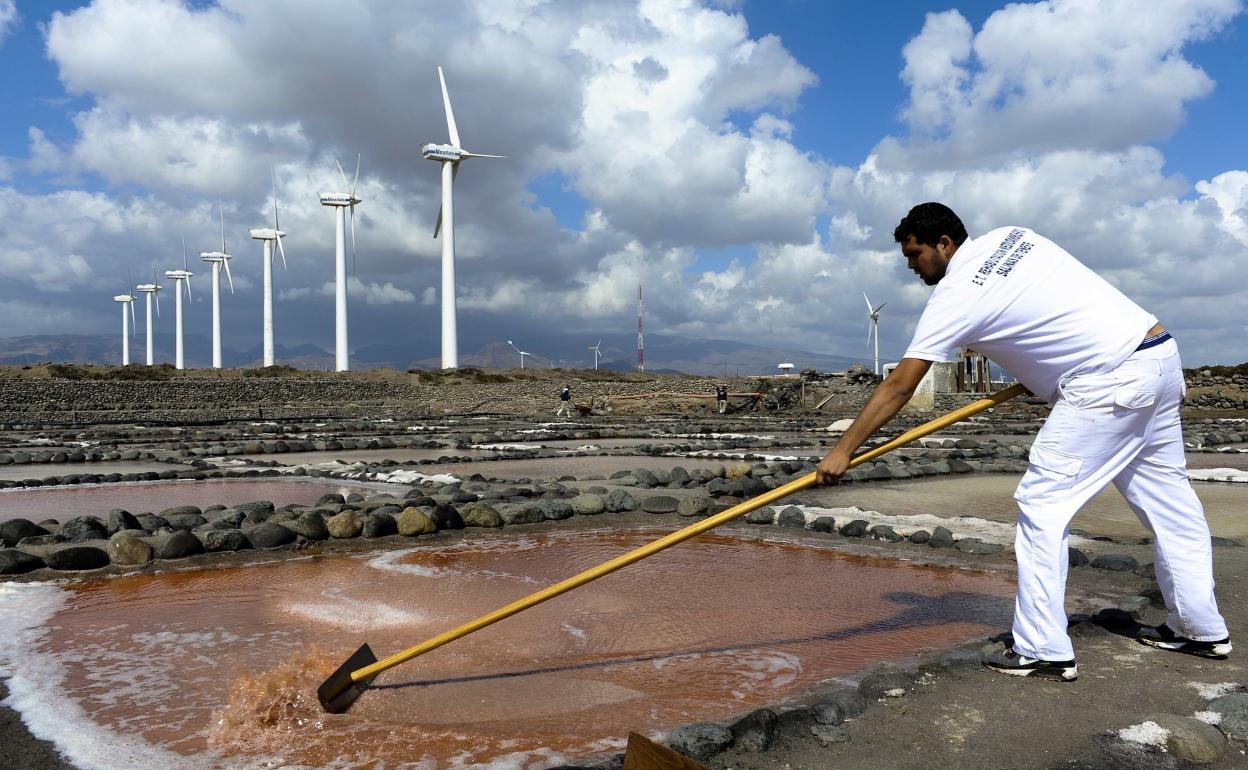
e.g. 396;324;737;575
1014;443;1084;504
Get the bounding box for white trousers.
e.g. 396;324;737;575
1011;339;1228;660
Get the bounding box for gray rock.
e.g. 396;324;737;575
430;503;466;529
665;722;734;761
1068;547;1090;567
0;549;44;574
929;526;955;548
810;701;843;725
136;513;170;534
318;493;346;505
676;498;709;517
1;519;48;548
248;522;297;548
1208;692;1248;741
569;494;606;516
159;505;203;519
745;507;774;524
107;534;153;566
947;458;975;473
327;511;364;539
955;538;1004;555
498;504;544;525
776;506;807;528
729;708;777;752
810;724;851;746
908;529;930;544
605;489;638;512
1117;596;1151;620
537;499;574;520
165;512;208;531
201;529;252;552
158;530;205;559
288;511;330;540
1149;714;1227;764
939;649;982;670
1091;554;1138;572
461;502;504;528
45;546;110;571
641;496;679;514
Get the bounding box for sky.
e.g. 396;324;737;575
0;0;1246;368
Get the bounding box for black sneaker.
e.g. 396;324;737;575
982;648;1078;681
1137;624;1232;658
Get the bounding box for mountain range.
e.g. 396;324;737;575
0;333;864;375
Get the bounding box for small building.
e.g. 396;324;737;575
777;362;796;377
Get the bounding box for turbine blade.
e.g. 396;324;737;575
461;152;506;159
224;259;234;293
181;233;188;271
185;277;193;302
875;302;887;313
336;158;350;191
433;205;442;238
272;165;280;230
866;322;872;345
156;289;161;317
863;291;873;314
352;153;360;195
276;233;287;270
438;66;461;147
130;299;136;331
219;202;226;253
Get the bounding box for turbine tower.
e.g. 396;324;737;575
200;205;235;369
134;267;162;366
588;340;602;370
864;292;887;376
636;283;645;372
319;156;360;372
506;339;531;369
113;289;136;366
250;170;288;367
164;237;194;370
422;66;505;370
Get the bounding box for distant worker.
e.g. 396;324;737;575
716;384;728;414
556;384;572;418
817;202;1229;682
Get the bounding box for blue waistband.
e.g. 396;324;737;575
1136;330;1173;351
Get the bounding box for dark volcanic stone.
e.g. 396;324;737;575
429;503;465;530
0;549;44;574
839;519;869;537
45;546;110;571
928;526;955;548
858;671;913;700
318;493;346;505
288;511;330;540
201;529;252;552
776;506;806;528
870;524;905;543
136;513;170;533
955;538;1004;555
1068;547;1090;567
249;522;297;548
1;518;49;547
107;509;143;535
606;489;638;512
61;516;108;541
1091;554;1138;572
159;530;205;559
362;513;398;538
730;708;778;752
810;515;836;533
665;722;734;761
160;505;203;519
908;529;930;544
165;512;208;531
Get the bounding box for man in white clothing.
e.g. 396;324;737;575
817;202;1230;681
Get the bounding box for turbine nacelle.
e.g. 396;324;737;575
135;284;160;292
165;270;193;280
249;228;286;240
421;143;466;162
113;294;135;303
200;251;231;261
319;193;361;207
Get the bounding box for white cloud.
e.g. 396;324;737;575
319;278;416;306
0;1;17;47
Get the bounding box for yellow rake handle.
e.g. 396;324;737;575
349;383;1027;683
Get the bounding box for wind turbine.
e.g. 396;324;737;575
134;266;162;366
164;236;193;370
200;204;235;369
506;340;530;369
588;340;602;370
319;156;360;372
864;292;887;376
113;285;136;366
250;169;288;367
422;66;505;370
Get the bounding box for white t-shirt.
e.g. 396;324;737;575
903;226;1157;402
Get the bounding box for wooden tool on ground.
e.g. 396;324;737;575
317;384;1027;713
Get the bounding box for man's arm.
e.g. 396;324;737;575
816;357;932;485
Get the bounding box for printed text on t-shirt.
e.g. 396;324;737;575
971;228;1032;287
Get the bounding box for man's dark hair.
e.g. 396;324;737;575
893;202;968;247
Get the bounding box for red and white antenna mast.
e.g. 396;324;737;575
636;283;645;372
